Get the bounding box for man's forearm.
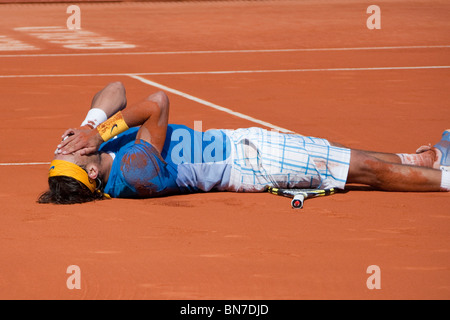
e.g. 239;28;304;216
95;98;161;142
57;91;168;155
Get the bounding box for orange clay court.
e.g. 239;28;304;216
0;0;449;300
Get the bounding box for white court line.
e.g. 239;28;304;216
0;74;294;167
1;65;449;79
0;162;50;166
128;74;294;133
2;64;449;166
0;45;449;58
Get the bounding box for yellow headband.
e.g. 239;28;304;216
49;159;97;193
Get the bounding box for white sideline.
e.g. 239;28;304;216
2;64;449;166
1;65;449;79
1;45;449;58
0;162;50;166
128;74;294;133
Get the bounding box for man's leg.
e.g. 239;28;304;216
90;81;127;117
330;142;437;168
346;150;446;192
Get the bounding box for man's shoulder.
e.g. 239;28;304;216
99;127;140;153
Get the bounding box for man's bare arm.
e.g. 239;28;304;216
59;81;127;141
58;91;169;155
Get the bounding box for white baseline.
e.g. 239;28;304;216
1;65;449;79
0;44;449;58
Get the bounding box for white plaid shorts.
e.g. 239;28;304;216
223;127;351;192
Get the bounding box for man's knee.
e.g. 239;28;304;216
329;141;347;148
347;150;388;187
106;81;125;94
146;91;169;109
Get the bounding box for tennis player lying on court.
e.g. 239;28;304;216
38;82;450;204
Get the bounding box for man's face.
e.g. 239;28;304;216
54;150;97;168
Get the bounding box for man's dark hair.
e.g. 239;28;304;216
38;176;105;204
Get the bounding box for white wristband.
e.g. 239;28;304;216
441;170;450;191
81;108;108;128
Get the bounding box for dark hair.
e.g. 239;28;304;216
38;176;105;204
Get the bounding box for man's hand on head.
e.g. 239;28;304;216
57;125;104;155
61;124;93;140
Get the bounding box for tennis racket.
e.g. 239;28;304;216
265;186;336;209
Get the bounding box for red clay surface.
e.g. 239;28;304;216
0;0;449;299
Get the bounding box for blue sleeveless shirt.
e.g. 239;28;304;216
101;125;232;198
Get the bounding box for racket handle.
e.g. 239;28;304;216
291;194;305;209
